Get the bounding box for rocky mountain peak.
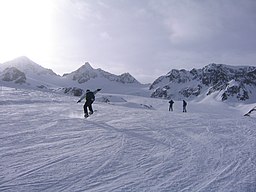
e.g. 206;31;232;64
119;73;140;84
1;67;26;84
64;62;141;85
150;64;256;103
80;62;94;71
0;57;144;95
63;62;98;84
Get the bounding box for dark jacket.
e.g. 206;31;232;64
183;100;187;106
86;91;95;102
77;89;101;103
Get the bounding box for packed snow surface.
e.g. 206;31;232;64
0;87;256;191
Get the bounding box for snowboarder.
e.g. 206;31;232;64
169;100;174;111
183;100;187;112
77;88;101;118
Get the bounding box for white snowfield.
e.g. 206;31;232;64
0;87;256;192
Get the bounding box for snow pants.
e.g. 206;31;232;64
169;104;173;111
83;100;94;115
183;106;187;112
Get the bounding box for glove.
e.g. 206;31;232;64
97;88;101;91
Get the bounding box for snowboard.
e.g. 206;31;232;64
84;110;97;118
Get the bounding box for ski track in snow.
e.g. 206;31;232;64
0;88;256;191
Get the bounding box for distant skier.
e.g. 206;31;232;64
77;89;101;118
169;100;174;111
183;100;187;112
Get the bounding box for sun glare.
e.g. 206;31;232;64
0;0;55;63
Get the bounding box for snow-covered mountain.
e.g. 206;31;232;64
0;56;58;76
60;62;146;95
2;57;256;103
150;63;256;103
61;62;145;95
0;56;63;89
1;67;26;84
0;57;148;96
63;62;140;84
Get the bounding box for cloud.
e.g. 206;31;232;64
2;0;255;83
152;0;256;53
41;0;256;83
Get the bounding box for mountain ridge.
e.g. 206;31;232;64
0;56;146;96
63;62;140;84
150;63;256;103
1;57;256;103
0;56;58;76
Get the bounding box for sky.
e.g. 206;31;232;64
0;0;256;83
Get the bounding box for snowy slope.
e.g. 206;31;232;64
1;87;256;191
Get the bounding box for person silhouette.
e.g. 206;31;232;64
77;88;101;117
183;100;187;112
169;100;174;111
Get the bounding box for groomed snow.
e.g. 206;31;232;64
0;87;256;191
